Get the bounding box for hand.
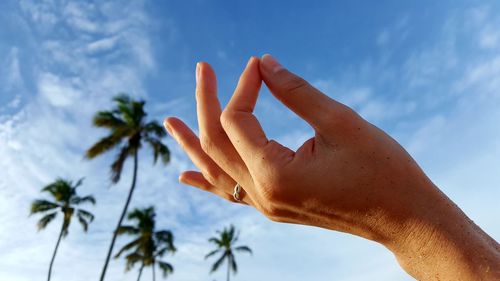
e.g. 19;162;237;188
165;55;499;280
164;55;430;240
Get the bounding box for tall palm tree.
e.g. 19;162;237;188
86;94;170;281
30;178;95;281
114;207;176;281
205;225;252;281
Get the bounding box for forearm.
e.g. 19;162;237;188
385;183;500;280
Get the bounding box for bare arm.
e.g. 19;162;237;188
164;55;500;280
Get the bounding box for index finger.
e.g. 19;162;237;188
221;57;292;169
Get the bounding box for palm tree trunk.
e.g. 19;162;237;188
226;258;230;281
47;221;65;281
137;264;144;281
99;150;139;281
152;262;156;281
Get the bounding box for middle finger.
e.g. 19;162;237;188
195;61;253;188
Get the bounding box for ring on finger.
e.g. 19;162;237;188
233;183;243;202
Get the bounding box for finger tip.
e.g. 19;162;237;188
163;117;174;127
260;54;283;75
261;53;272;60
197;61;214;73
246;56;260;67
164;117;181;136
178;174;185;183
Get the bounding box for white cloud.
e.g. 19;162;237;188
2;47;23;92
456;55;500;95
64;2;100;33
86;36;120;54
19;0;58;30
38;73;83;107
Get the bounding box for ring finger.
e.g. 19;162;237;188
164;117;252;205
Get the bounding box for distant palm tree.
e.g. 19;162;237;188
205;225;252;281
30;178;95;281
86;94;170;281
115;207;176;281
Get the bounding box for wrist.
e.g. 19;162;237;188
385;182;500;280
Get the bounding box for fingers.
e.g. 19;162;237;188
259;54;349;133
195;62;222;134
164;117;235;195
195;62;251;186
179;171;250;205
220;57;273;167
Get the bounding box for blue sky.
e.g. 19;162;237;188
1;1;499;280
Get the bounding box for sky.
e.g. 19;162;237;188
0;0;499;280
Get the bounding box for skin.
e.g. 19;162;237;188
164;55;500;280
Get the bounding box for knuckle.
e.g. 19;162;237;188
260;203;291;223
280;75;309;94
261;203;281;219
219;110;236;130
327;105;360;130
267;214;285;223
199;135;216;154
202;166;224;186
260;181;284;202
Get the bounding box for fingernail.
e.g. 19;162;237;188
163;119;173;136
195;62;201;84
261;54;283;74
246;56;256;68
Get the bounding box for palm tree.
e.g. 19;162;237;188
114;207;176;281
30;178;95;281
86;94;170;281
205;225;252;281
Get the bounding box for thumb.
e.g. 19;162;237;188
259;54;349;132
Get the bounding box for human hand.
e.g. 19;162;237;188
165;55;499;280
164;55;432;240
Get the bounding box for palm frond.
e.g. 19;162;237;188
113;94;145;126
77;209;94;223
123;252;144;271
114;237;141;258
86;134;124;159
110;145;131;183
113;94;132;105
116;225;140;235
234;245;252;255
155;245;174;258
71;195;96;205
37;212;58;230
155;230;175;254
230;253;237;273
205;249;221;259
208;237;222;246
42;179;73;202
158;261;174;277
127;207;155;223
93;111;126;128
73;178;84;189
145;137;170;164
77;213;89;232
30;199;60;214
155;230;173;243
144;121;166;138
228;225;235;241
210;252;227;273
